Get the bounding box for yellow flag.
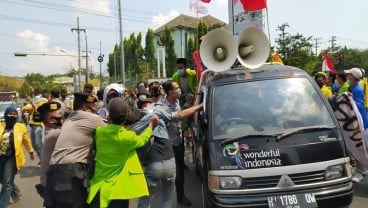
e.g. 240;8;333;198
271;53;283;65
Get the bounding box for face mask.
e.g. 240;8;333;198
174;89;182;99
316;81;323;88
138;94;147;101
5;116;18;127
178;69;185;77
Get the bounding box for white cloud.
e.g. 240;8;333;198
151;10;181;29
72;0;111;15
16;30;50;51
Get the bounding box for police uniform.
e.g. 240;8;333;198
34;102;62;207
46;93;105;208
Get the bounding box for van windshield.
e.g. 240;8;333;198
211;78;335;140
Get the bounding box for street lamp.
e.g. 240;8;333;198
13;52;81;57
14;51;86;92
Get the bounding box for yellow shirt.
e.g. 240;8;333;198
321;85;332;99
360;78;368;109
28;99;47;125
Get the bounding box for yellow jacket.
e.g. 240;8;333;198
360;78;368;109
0;122;34;169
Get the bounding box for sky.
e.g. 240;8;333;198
0;0;367;77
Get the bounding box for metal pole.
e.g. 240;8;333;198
118;0;125;83
85;34;89;84
71;17;85;91
99;41;102;90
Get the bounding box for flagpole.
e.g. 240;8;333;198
265;0;272;62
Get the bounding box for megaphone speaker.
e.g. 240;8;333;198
200;28;237;72
237;27;270;69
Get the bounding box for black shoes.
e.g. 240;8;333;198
178;195;192;206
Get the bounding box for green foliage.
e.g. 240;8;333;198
18;73;66;97
0;76;17;92
187;37;196;68
144;29;157;72
159;27;177;77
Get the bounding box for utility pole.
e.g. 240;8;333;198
118;0;125;83
82;34;91;84
98;41;104;90
330;36;337;52
314;37;322;56
71;17;85;92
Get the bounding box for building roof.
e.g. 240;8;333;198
154;14;226;33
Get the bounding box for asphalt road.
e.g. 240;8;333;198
6;145;368;208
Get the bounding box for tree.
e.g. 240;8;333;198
274;23;316;74
0;75;17;92
186;37;196;68
159;27;177;77
144;28;156;73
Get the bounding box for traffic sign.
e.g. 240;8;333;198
98;55;103;62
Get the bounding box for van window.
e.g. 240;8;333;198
212;78;335;139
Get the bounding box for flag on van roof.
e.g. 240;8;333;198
240;0;267;11
322;51;336;73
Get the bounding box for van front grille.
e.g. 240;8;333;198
242;170;326;189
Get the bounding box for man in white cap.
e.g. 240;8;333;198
344;68;368;129
344;67;368;183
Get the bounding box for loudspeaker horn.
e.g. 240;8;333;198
237;27;270;69
200;28;237;72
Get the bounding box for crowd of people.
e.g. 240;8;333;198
314;68;368;183
0;57;202;208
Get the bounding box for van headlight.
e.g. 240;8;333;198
219;176;242;189
325;165;343;180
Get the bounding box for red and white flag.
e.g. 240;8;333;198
322;51;336;73
189;0;209;14
240;0;267;11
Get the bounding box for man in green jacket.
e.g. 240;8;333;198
172;58;197;106
87;97;159;208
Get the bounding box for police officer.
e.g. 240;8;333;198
34;101;63;207
47;92;105;208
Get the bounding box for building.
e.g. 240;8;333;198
153;14;226;59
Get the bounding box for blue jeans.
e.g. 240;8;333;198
30;125;43;159
12;183;21;199
0;157;17;208
138;158;176;208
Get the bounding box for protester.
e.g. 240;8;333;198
47;92;106;208
0;106;34;207
24;93;47;165
149;81;164;103
172;58;197;106
136;95;203;208
314;72;332;99
97;83;124;121
344;67;368;183
87;97;159;208
336;71;349;94
34;102;64;208
158;80;192;206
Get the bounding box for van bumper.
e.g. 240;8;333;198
208;181;353;208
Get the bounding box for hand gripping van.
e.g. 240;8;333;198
193;28;353;208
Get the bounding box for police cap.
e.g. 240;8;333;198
74;92;98;104
37;101;61;119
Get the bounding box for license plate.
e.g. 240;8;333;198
268;193;317;208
